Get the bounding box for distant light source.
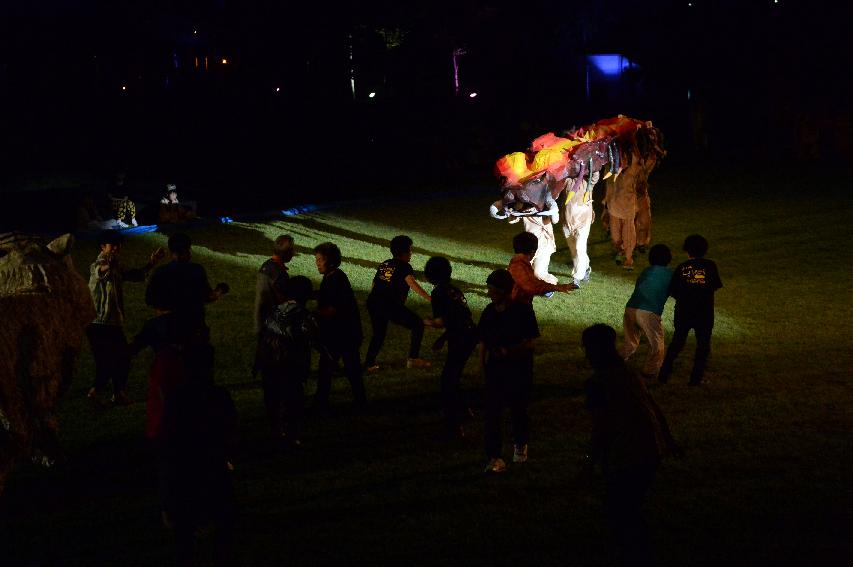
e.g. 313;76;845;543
121;85;127;91
193;29;198;35
469;92;478;98
275;87;281;92
221;58;228;65
587;54;636;77
368;92;376;98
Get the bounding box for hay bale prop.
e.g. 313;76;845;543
0;233;94;494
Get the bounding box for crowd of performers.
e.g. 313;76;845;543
490;115;666;279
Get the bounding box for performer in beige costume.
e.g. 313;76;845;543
602;154;641;270
560;170;599;285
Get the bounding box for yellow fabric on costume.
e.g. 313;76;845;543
531;148;567;173
495;151;532;184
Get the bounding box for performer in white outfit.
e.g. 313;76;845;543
560;170;598;285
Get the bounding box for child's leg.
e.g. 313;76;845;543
441;337;475;431
341;344;367;405
690;318;714;384
261;369;283;436
387;303;425;360
111;328;131;396
364;300;389;367
86;324;123;394
483;368;505;459
314;351;336;409
620;308;642;360
636;310;664;377
658;320;690;383
508;369;533;449
282;372;304;441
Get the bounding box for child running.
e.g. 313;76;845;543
423;256;478;439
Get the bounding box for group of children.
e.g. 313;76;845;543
81;225;721;562
85;226;722;471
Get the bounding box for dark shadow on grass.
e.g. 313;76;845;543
284;215;510;274
188;222;278;257
0;436;156;522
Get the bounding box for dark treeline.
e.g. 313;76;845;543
0;1;849;229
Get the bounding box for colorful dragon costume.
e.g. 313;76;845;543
490;115;665;281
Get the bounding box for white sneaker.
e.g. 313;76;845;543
484;457;507;473
513;444;528;463
131;217;138;227
114;220;129;229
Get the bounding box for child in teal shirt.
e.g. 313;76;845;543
620;244;673;379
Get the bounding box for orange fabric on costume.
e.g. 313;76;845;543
495;152;532;185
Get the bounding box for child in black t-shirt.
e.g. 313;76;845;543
364;235;433;371
423;256;478;439
478;269;540;473
658;234;723;385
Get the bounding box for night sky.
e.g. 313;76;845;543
0;1;849;214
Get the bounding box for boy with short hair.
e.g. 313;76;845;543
478;268;540;473
423;256;478;439
364;235;432;371
507;231;576;304
86;230;165;406
658;235;723;385
620;243;673;379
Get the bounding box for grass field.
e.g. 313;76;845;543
3;162;852;566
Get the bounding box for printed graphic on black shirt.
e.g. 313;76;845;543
681;266;708;285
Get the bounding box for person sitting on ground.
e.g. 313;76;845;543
478;268;540;473
423;256;477;440
159;183;197;223
86;230;166;407
313;242;368;412
620;244;674;380
507;231;576;304
256;275;318;447
363;235;433;372
75;193;114;231
581;323;679;566
107;192;138;228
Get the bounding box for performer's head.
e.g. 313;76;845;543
313;242;342;275
648;244;672;267
424;256;452;285
273;234;296;262
390;235;414;260
512;231;538;256
682;234;709;258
